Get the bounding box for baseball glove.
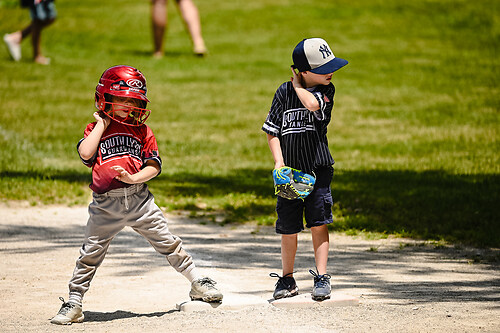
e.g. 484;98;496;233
273;167;316;200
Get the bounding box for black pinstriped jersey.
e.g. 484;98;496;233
262;81;335;173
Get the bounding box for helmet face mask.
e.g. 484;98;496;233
102;98;151;126
95;65;151;126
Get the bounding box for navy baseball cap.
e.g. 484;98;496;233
292;38;348;74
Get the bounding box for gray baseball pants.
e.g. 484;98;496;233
68;184;196;305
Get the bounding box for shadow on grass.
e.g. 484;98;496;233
332;170;499;248
1;168;498;247
0;169;90;183
151;168;274;198
149;168;499;247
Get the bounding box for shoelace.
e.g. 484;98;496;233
309;269;331;288
198;277;217;289
269;272;295;288
57;297;74;315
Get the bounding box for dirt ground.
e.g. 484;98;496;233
0;202;499;333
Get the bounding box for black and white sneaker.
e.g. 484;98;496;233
50;297;84;325
270;272;299;300
310;269;331;301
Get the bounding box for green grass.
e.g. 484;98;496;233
0;0;498;247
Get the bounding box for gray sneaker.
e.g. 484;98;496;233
50;297;84;325
270;272;299;300
310;269;331;301
189;277;223;303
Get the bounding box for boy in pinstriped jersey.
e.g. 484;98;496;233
262;38;348;301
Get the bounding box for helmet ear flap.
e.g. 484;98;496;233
95;92;105;111
95;93;100;110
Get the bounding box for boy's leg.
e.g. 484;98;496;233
309;225;332;300
276;196;304;276
132;199;196;278
304;167;333;300
271;197;304;299
269;232;300;300
67;199;125;305
311;224;329;275
281;233;298;276
131;187;222;302
52;196;125;325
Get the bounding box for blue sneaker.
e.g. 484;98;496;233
310;270;331;301
270;272;299;300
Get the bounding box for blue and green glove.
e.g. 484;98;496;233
273;167;316;200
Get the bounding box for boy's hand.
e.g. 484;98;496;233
93;112;111;129
111;166;135;184
290;66;304;89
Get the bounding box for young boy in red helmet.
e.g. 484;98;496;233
51;65;222;325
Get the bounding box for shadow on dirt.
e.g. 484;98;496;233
83;309;177;322
1;218;499;305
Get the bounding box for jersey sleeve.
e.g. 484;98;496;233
311;83;335;122
76;122;98;167
141;126;162;174
262;83;287;137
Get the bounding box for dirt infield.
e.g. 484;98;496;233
0;202;498;332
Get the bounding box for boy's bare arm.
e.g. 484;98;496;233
111;160;160;184
266;133;285;169
290;67;320;112
78;112;111;160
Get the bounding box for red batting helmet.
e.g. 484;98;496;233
95;65;151;126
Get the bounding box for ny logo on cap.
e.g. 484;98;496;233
318;44;332;59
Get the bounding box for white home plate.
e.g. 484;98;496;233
176;293;270;312
176;293;358;311
270;293;359;309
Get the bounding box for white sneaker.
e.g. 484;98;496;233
3;34;21;62
50;297;84;325
189;277;223;303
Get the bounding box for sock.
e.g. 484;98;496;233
68;293;83;306
182;267;202;283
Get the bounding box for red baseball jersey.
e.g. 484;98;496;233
77;121;162;194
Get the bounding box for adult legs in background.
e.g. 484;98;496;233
3;17;55;64
151;0;207;57
31;18;55;64
151;0;167;58
177;0;206;55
